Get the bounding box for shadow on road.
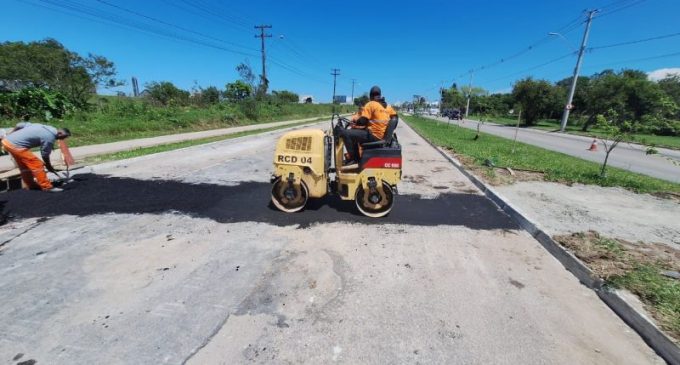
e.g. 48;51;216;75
0;174;516;230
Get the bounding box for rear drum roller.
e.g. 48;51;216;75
355;181;395;218
271;177;309;213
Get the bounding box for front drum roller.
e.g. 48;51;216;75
355;180;395;218
271;177;309;213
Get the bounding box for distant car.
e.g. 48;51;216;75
448;109;462;120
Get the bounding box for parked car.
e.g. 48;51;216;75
447;108;462;120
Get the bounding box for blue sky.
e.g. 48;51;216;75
2;0;680;103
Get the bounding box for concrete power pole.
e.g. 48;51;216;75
331;68;340;103
559;10;597;132
131;77;139;97
254;25;272;93
351;79;356;105
465;71;474;118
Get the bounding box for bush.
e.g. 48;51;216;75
272;90;299;103
145;81;190;106
0;87;73;120
637;116;680;136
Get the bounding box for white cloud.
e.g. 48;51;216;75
647;68;680;81
492;87;512;94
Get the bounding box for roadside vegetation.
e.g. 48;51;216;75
470;114;680;150
84;120;318;164
404;115;680;194
0;39;351;147
408;69;680;150
556;231;680;341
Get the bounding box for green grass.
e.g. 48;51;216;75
558;232;680;339
405;115;680;194
471;114;680;150
0;97;354;147
609;264;680;337
85;120;316;164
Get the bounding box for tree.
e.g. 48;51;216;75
235;61;267;98
145;81;189;106
657;75;680;119
224;80;252;102
512;78;558;125
200;86;221;105
0;39;123;108
440;87;465;110
272;90;299;103
354;93;369;106
580;69;677;131
595;111;633;178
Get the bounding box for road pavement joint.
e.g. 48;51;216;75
408;120;680;364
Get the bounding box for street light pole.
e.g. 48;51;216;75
558;10;597;132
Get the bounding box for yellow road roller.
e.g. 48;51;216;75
270;114;402;217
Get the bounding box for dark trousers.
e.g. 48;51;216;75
340;128;378;161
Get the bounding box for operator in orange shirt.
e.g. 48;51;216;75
340;86;390;166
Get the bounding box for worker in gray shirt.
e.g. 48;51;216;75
2;121;71;191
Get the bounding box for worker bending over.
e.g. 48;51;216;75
2;121;71;192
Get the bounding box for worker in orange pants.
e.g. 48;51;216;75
2;121;71;191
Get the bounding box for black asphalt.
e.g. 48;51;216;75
0;174;517;230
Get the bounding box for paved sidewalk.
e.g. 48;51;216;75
0;116;329;172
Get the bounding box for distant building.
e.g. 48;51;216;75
299;95;314;104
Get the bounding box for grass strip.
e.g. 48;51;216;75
556;231;680;340
84;120;318;164
404;114;680;194
470;114;680;150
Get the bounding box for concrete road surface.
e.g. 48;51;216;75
428;115;680;183
0;121;662;364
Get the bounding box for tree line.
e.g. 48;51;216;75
0;39;302;121
438;70;680;136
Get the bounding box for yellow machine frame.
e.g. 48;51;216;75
271;119;401;217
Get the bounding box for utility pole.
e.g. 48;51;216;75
331;68;340;103
559;10;597;132
254;24;272;93
465;70;474;118
351;79;356;104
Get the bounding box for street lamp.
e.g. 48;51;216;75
548;32;577;52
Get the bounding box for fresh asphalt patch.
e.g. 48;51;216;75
0;174;516;230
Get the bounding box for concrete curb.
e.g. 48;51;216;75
406;119;680;365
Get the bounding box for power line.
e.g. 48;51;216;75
160;0;250;33
30;0;258;57
597;0;650;17
178;0;252;30
24;0;330;86
95;0;256;51
586;49;680;69
590;30;680;50
458;12;585;79
485;52;576;83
